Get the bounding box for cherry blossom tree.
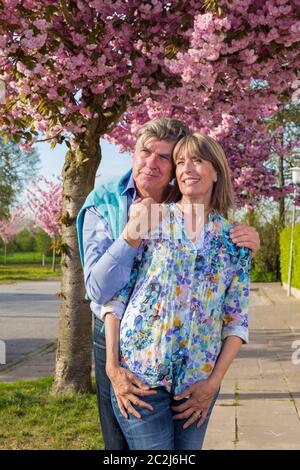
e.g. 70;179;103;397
27;177;62;271
0;207;24;264
0;0;208;393
0;0;299;392
108;1;300;206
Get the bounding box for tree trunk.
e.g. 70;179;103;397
42;231;45;267
4;243;7;265
53;130;101;394
52;237;56;272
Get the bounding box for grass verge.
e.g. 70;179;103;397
0;252;61;283
0;264;61;283
0;377;103;450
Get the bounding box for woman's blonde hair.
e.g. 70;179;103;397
170;132;234;216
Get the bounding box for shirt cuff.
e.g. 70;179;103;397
222;327;249;344
107;236;139;268
100;301;125;321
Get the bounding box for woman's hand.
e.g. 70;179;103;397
172;378;220;429
106;365;157;420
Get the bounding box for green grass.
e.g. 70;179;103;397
0;251;60;265
0;377;103;450
0;265;61;283
0;252;61;283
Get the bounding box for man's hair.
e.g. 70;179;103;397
171;133;234;215
135;118;190;148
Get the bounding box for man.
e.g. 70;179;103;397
77;118;260;450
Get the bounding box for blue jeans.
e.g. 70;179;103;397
111;385;219;450
93;315;129;450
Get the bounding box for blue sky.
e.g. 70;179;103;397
34;139;132;186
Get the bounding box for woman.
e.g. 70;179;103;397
103;133;251;450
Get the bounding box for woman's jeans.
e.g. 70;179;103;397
111;385;219;450
93;315;129;450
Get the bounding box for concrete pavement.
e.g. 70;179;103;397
203;283;300;450
0;281;60;380
0;281;300;449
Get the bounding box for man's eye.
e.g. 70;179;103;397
160;155;169;160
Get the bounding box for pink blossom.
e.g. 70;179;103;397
0;207;24;244
27;177;62;240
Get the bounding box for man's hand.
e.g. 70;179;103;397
230;223;260;256
172;378;219;429
122;197;165;248
106;365;157;419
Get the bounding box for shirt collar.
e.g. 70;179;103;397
121;171;138;200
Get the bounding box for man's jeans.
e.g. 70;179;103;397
93;315;129;450
111;385;219;450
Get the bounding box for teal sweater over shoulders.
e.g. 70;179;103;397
76;169;132;269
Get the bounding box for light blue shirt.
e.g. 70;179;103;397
82;173;140;319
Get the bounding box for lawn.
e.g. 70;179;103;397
0;252;61;283
0;377;103;450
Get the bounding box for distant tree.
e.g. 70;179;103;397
267;106;300;229
0;138;40;218
11;219;37;253
0;207;24;264
36;228;53;266
27;177;62;271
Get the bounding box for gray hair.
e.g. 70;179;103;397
135;118;190;148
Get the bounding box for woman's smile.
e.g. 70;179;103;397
181;176;201;186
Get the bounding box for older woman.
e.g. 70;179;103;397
103;133;251;450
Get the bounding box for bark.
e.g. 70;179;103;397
4;243;7;265
53;128;101;394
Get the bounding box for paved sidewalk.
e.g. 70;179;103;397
203;282;300;450
1;281;300;449
0;281;60;380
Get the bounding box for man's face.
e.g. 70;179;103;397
132;138;175;198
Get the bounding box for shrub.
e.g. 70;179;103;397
280;223;300;290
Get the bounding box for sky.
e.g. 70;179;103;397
34;138;132;186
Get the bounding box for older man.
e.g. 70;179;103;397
77;118;260;450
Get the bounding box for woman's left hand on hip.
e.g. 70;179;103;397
172;379;219;429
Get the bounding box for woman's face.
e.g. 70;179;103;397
175;152;217;200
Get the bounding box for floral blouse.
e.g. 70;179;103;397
103;203;251;395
